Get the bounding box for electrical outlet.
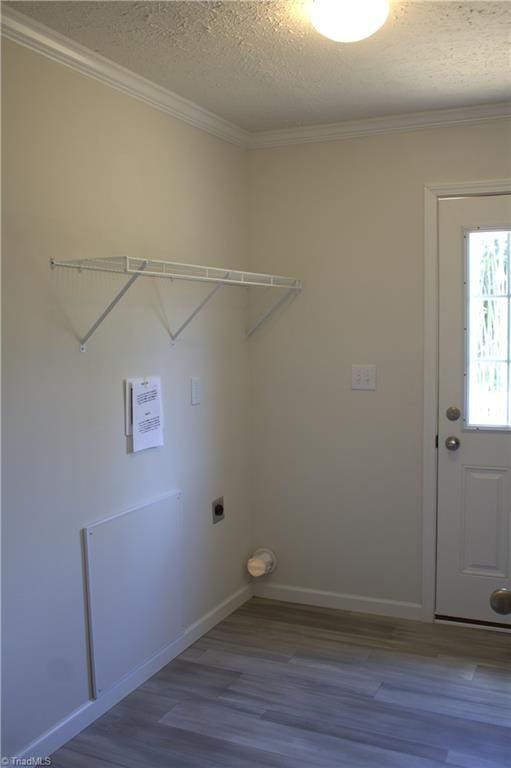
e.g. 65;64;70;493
351;364;377;391
212;496;224;524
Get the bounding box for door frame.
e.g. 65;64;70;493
422;179;511;621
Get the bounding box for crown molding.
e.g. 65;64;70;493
2;6;510;151
248;102;511;148
0;7;249;147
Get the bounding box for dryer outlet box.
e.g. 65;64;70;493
212;497;224;524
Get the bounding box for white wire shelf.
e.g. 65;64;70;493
51;256;302;291
50;256;302;350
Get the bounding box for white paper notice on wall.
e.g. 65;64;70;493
125;377;164;452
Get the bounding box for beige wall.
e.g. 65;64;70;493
2;40;251;755
248;120;511;609
4;32;511;760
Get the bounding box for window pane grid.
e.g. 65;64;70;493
466;230;511;428
472;293;508;299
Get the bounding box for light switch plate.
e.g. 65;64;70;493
191;376;201;405
352;364;377;391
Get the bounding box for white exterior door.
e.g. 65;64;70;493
436;194;511;625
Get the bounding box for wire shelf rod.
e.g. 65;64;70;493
50;256;302;348
51;256;302;291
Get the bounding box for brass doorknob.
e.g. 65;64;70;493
445;436;460;451
446;406;461;421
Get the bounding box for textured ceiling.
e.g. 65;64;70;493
6;1;511;132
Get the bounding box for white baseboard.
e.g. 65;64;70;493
15;584;252;761
253;582;423;621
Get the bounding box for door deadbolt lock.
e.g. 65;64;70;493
445;436;460;451
490;588;511;616
446;406;461;421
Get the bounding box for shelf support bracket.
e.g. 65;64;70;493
246;288;297;338
170;282;224;343
79;262;147;351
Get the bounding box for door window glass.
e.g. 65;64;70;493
466;229;511;428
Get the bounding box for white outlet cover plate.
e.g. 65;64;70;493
191;376;201;405
351;364;377;391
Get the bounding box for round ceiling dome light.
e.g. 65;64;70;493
310;0;390;43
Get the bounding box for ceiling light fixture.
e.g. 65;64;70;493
310;0;390;43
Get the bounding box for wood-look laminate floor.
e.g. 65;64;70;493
52;598;511;768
